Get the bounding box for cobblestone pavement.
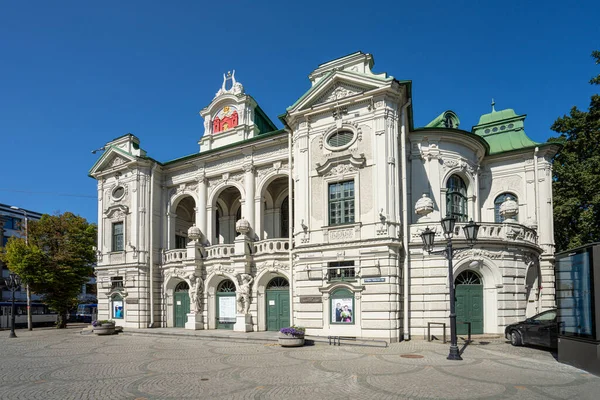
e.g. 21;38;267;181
2;327;599;400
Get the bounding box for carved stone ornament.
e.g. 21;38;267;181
206;264;235;275
499;196;519;222
111;156;127;167
235;218;251;236
453;249;503;261
415;194;434;217
257;260;289;273
104;204;129;220
442;158;476;175
322;84;362;103
214;70;245;99
187;225;203;242
315;153;366;176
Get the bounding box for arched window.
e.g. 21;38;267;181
267;277;289;290
217;280;236;292
330;288;354;325
280;196;289;238
455;270;482;285
175;281;189;292
494;193;518;223
446;175;468;222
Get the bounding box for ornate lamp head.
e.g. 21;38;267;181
462;219;480;246
420;227;436;253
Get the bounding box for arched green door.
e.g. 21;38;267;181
455;271;483;334
266;277;290;331
216;280;236;330
174;281;190;328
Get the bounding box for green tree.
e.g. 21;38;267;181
1;212;97;328
551;51;600;251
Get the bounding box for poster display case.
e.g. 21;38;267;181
555;243;600;375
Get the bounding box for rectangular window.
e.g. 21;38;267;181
328;180;355;225
3;217;22;230
328;261;356;282
175;235;187;249
112;222;124;252
111;276;124;289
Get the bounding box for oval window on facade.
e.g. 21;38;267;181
325;129;355;150
112;186;125;201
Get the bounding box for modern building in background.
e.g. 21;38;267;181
89;52;559;341
0;203;43;302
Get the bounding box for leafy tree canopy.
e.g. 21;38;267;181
551;51;600;252
1;212;97;328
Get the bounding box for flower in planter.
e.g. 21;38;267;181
279;326;305;337
92;320;114;327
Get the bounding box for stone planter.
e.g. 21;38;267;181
278;334;305;347
93;323;116;335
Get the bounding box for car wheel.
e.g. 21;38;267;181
510;330;523;346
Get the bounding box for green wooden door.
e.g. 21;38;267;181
455;284;483;335
174;291;190;328
266;290;290;331
216;280;236;330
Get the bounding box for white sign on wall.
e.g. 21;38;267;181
218;296;236;323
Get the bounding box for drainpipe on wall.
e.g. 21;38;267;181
533;147;540;227
401;99;411;341
287;128;294;325
148;163;158;328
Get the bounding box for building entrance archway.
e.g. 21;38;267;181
174;281;190;328
455;270;483;334
265;277;290;331
216;280;236;330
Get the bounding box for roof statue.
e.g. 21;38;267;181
214;70;245;98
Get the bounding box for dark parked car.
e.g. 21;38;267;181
505;309;558;348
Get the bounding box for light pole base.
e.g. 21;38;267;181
447;345;462;360
9;331;17;338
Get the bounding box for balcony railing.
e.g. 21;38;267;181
163;249;187;264
206;244;235;259
409;221;538;246
254;239;290;255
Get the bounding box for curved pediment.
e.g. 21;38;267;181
315;153;366;176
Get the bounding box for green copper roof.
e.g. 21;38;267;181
472;107;540;155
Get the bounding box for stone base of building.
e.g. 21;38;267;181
185;313;204;330
234;314;252;332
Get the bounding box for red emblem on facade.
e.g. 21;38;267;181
213;106;238;133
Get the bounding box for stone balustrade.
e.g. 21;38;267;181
163;249;186;264
205;244;235;259
253;239;290;255
409;221;538;247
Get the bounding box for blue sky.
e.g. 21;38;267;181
1;1;598;224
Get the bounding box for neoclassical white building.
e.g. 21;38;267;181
89;52;559;341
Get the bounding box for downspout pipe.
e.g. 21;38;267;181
287;128;294;325
533;147;540;227
401;99;411;341
148;163;157;328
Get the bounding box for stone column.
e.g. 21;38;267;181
243;163;256;238
198;177;207;243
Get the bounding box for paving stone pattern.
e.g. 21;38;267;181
1;327;599;399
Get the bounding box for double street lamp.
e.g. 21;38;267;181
4;273;22;338
420;215;480;360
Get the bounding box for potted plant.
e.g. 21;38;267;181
278;326;305;347
92;320;116;335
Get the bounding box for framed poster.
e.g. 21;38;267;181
218;296;236;323
113;298;124;319
330;288;354;324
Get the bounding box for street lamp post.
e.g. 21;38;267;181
421;216;480;360
10;206;32;331
4;273;22;338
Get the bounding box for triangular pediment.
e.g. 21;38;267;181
89;146;138;177
287;70;392;114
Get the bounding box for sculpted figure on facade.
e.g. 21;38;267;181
236;273;253;314
189;273;204;313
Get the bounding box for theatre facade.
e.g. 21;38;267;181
89;52;559;341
